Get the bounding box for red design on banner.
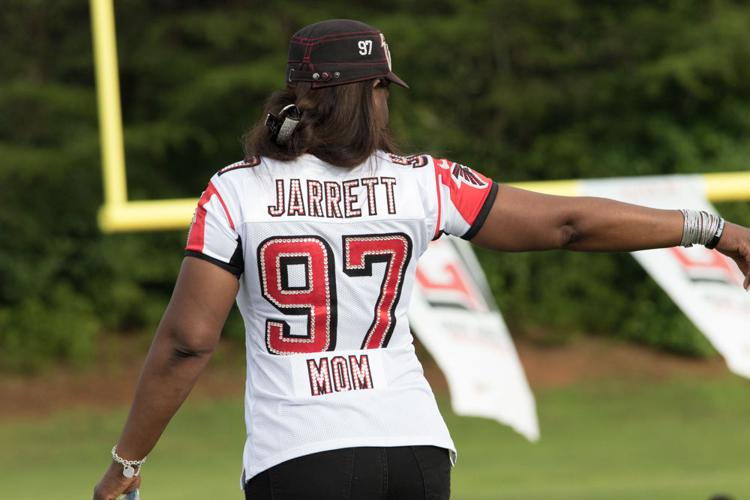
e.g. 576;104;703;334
670;247;742;286
416;263;481;310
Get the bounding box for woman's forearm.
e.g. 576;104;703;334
472;185;750;288
106;258;237;462
558;196;684;252
94;259;238;499
112;327;216;461
473;186;684;252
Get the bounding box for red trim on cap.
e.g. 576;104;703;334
302;43;313;64
291;30;378;42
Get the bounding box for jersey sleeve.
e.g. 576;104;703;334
185;175;244;277
431;157;498;240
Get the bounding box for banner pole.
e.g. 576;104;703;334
513;172;750;201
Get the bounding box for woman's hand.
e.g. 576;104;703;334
93;462;141;500
715;222;750;290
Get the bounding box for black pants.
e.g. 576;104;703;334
244;446;451;500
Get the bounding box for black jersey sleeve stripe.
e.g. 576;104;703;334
229;236;245;270
185;251;243;277
461;182;499;240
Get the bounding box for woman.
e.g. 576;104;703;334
94;19;750;500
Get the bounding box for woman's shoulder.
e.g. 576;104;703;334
377;151;433;169
214;156;264;178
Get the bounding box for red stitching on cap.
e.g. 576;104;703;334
291;30;378;42
302;42;313;63
290;37;381;49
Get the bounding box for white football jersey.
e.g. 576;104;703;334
185;151;497;483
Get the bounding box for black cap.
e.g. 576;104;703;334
286;19;408;89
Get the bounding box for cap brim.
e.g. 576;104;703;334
386;71;409;89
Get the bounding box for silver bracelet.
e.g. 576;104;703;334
679;209;724;247
705;217;726;249
111;445;147;478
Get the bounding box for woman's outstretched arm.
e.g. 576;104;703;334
471;185;750;289
93;257;239;500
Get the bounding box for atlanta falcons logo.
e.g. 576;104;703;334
449;162;488;189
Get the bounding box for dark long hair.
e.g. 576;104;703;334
243;81;401;168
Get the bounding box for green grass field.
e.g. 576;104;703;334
2;375;748;499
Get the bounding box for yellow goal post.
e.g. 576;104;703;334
90;0;750;233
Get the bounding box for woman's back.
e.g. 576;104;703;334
185;151;496;480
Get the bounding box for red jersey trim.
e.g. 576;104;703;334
432;158;495;239
186;198;208;253
210;183;235;230
186;181;235;253
431;158;443;240
461;182;498;240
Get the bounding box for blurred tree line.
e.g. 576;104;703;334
2;0;750;371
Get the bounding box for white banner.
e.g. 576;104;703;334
410;237;539;441
581;176;750;378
